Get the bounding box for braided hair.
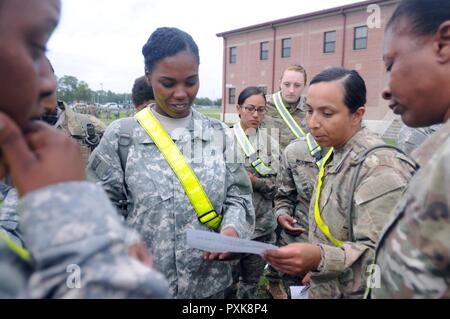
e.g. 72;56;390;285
142;27;200;73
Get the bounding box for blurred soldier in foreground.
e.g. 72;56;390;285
0;0;169;298
39;58;106;164
370;0;450;298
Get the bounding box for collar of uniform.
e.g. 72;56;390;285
136;107;212;144
327;127;367;174
411;119;450;167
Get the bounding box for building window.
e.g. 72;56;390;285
281;38;291;58
354;26;368;50
258;86;267;95
228;88;236;104
324;31;336;53
229;47;237;64
260;41;269;60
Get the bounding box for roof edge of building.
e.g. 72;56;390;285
216;0;398;37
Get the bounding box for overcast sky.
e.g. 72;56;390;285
47;0;359;99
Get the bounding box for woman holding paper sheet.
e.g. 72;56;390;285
87;27;255;299
263;67;416;298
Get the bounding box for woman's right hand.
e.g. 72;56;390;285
277;214;305;236
0;113;85;197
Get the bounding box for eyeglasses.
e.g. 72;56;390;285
242;105;267;114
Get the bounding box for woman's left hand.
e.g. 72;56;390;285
204;227;238;261
262;243;321;276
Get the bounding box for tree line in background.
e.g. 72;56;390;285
57;75;131;105
57;75;221;107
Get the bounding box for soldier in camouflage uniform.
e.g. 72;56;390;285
264;68;416;298
226;87;278;299
0;58;109;249
55;102;106;165
271;137;325;297
262;65;308;151
38;59;106;165
262;65;311;298
0;0;169;298
397;123;442;155
369;0;450;299
87;27;255;299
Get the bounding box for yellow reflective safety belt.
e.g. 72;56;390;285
0;232;31;262
135;108;222;230
306;133;324;168
273;92;323;161
314;147;344;247
272;91;306;138
233;123;272;176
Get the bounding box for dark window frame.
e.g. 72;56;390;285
323;31;336;53
260;41;269;60
228;88;236;104
281;38;291;58
354;26;368;50
229;47;237;64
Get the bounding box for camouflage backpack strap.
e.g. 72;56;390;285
118;117;136;171
116;117;136;215
346;145;419;242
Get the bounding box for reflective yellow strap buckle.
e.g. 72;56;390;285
198;210;223;228
251;158;263;168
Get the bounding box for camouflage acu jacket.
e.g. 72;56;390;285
262;93;308;151
274;138;322;244
372;120;450;299
87;108;255;298
307;128;416;299
232;124;279;239
0;182;169;298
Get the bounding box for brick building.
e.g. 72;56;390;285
217;0;400;129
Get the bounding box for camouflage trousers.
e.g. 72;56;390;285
266;228;307;299
225;233;275;299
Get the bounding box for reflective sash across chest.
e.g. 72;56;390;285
272;91;306;138
135;108;222;230
233;123;272;176
314;147;344;247
272;92;323;165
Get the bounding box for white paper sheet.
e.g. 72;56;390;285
290;286;310;299
186;229;278;255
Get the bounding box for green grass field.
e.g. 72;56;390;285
197;108;221;119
